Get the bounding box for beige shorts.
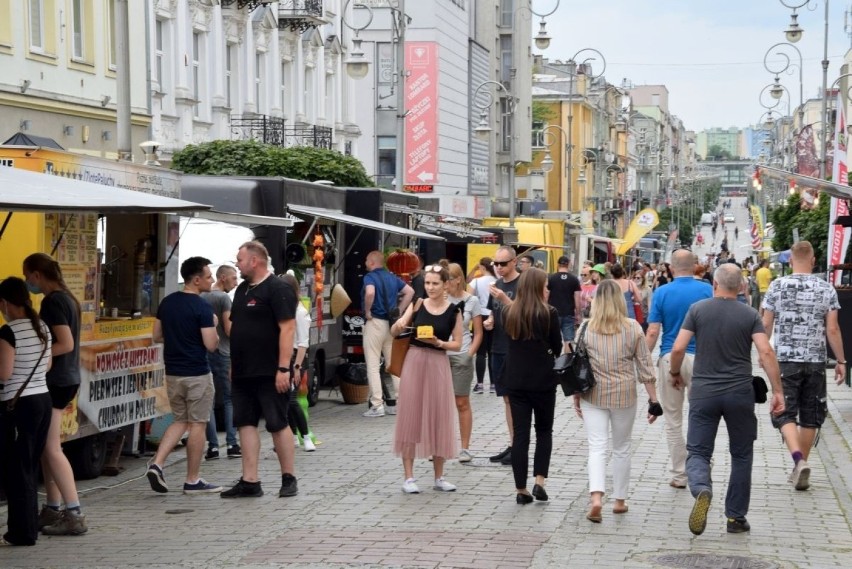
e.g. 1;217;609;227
448;353;474;396
165;373;215;423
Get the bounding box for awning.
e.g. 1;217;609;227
757;165;852;200
0;166;210;214
188;210;298;228
287;204;444;241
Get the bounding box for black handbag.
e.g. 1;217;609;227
752;375;768;404
557;323;596;397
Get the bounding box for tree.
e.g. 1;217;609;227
769;192;831;268
705;144;734;161
170;139;374;187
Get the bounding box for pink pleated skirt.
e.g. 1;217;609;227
392;346;459;459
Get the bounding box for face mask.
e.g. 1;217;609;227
25;281;42;295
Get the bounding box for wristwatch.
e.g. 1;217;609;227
277;366;290;373
294;364;301;370
837;360;847;365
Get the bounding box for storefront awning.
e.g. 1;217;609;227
188;210;299;228
757;165;852;201
0;166;210;214
287;204;444;241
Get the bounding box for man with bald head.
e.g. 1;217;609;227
670;263;785;536
646;249;712;489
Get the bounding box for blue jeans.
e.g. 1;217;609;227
205;351;237;448
558;317;575;344
686;383;756;520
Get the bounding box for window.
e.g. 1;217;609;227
531;120;544;147
651;94;660;106
225;43;234;108
255;51;264;111
71;0;84;59
378;136;396;175
192;31;201;116
280;60;288;115
499;35;512;84
29;0;44;51
501;99;512;153
154;19;165;90
499;0;513;27
106;0;116;69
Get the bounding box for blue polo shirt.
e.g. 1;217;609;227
649;277;712;356
361;268;406;320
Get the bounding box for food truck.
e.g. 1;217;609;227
0;146;237;478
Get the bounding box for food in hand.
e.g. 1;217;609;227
416;325;434;339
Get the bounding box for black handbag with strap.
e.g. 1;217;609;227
6;343;48;412
556;322;596;397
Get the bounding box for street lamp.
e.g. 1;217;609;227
764;42;803;127
539;123;569;174
473;80;517;227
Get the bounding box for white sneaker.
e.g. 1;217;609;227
303;438;316;452
386;405;397;415
294;435;300;447
458;449;473;463
402;478;420;494
433;477;457;492
363;406;386;418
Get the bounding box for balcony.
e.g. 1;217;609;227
230;115;333;150
278;0;327;33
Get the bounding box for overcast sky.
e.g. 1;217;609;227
535;0;852;131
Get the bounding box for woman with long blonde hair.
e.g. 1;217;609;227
503;268;562;504
574;279;659;522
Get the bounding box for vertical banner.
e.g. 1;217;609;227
404;42;438;188
828;91;850;284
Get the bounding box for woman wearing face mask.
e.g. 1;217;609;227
0;277;53;546
22;253;87;535
390;264;463;494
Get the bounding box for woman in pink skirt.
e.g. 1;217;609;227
390;264;463;494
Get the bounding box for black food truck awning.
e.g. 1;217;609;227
188;210;298;228
287;204;445;241
757;165;852;201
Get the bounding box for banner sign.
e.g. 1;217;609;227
828;90;850;283
617;208;659;255
404;42;439;187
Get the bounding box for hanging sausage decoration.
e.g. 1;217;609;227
312;230;325;328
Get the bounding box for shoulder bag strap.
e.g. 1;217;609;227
576;321;589;353
7;342;48;411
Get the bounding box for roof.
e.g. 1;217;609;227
2;132;64;150
0;166;210;214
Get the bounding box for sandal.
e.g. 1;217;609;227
613;505;629;514
586;504;602;523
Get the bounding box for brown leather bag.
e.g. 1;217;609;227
387;299;422;377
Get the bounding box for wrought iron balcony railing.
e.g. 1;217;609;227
278;0;327;33
230;115;332;150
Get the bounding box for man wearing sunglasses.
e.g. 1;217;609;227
362;251;415;417
483;246;520;465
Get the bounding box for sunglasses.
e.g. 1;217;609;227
581;272;590;276
423;265;444;273
492;260;513;267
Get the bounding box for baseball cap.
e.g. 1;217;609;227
557;255;571;266
591;264;606;276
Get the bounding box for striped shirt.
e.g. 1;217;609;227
0;319;51;402
580;319;655;409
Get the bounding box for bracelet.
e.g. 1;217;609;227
670;370;681;376
837;361;847;365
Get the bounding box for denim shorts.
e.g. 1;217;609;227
771;362;828;429
559;317;575;344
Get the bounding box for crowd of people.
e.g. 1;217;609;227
1;226;846;545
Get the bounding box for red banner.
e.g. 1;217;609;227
404;42;439;186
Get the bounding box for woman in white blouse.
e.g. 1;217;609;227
281;273;317;452
0;277;53;546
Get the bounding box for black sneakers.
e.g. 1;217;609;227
279;474;298;497
205;447;220;460
227;444;242;458
489;446;511;463
221;478;263;498
727;517;751;533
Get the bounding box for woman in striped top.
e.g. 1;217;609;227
0;277;52;546
573;279;658;523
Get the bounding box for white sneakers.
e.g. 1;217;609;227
363;406;385;418
386;405;397;415
303;438;317;452
458;449;473;463
791;459;811;490
401;477;457;493
402;478;420;494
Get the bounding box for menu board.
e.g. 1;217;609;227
44;213;99;265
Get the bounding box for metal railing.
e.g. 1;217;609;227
230;115;333;149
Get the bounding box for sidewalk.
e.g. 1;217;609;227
2;375;852;568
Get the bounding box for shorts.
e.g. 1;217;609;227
448;353;474;396
490;353;508;397
559;317;575;344
232;377;291;433
48;384;79;410
165;373;215;423
771;362;828;429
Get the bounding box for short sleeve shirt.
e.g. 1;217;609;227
682;298;764;400
762;273;840;362
487;276;519;354
447;294;481;355
362;269;406;320
39;290;81;387
547;271;582;317
201;290;232;356
156;292;215;376
230;276;297;381
648;277;713;356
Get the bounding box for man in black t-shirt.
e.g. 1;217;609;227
547;256;582;352
147;257;221;495
222;241;299;499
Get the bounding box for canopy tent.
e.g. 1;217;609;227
0;165;210;214
287;204;444;241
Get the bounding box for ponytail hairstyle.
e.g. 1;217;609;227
23;252;81;316
0;277;49;346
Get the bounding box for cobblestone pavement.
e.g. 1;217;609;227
2;368;852;568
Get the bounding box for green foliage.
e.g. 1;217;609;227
532;101;557;124
705;144;735;161
170;139;374;187
653;180;721;246
769;192;830;268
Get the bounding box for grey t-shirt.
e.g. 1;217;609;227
201;290;232;356
681;298;764;400
447;293;481;355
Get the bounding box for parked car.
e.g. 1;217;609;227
724;214;735;223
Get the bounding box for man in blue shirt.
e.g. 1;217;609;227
147;257;221;495
361;251;414;417
645;249;712;489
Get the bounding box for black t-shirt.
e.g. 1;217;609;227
410;302;461;350
547;271;581;317
487;276;519;354
40;290;81;387
156;292;215;376
230;276;297;381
